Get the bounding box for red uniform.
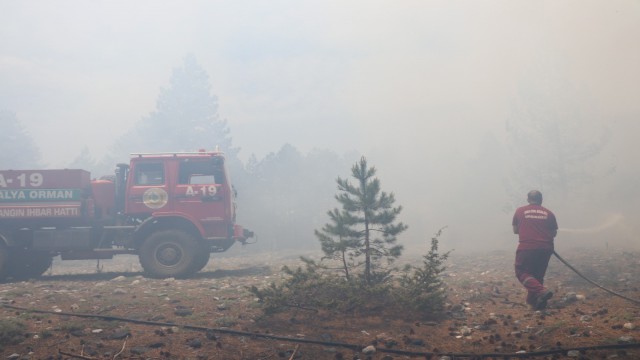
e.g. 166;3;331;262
512;204;558;307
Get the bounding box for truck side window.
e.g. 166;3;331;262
134;163;165;185
179;160;224;185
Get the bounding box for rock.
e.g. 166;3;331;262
130;279;140;285
623;323;635;330
188;338;202;349
567;350;580;357
618;336;635;343
83;346;98;356
109;329;131;340
92;329;103;334
460;326;473;336
565;292;577;301
70;304;80;311
129;347;148;355
174;308;193;316
70;329;85;337
149;342;165;348
580;315;592;322
111;276;127;282
112;288;127;295
362;345;376;355
7;354;20;360
576;294;586;301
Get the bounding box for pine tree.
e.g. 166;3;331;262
398;228;450;315
334;157;407;285
314;208;360;280
68;146;97;173
109;54;238;161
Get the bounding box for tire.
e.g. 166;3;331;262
5;250;52;280
139;230;199;279
190;244;211;273
0;243;8;281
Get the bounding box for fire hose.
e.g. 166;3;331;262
553;251;640;306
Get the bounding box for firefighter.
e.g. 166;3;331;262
512;190;558;310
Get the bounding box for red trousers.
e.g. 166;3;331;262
514;249;553;305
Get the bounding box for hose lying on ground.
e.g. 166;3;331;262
3;303;640;359
553;251;640;306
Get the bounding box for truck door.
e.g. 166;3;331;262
126;162;171;215
173;159;229;239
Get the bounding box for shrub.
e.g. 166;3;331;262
0;319;27;345
397;229;450;317
252;229;450;320
250;257;393;315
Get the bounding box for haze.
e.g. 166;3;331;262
1;1;639;253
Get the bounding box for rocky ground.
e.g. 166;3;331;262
0;247;639;359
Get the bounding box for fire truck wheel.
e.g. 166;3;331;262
0;244;8;281
139;230;199;279
190;244;211;273
5;250;52;280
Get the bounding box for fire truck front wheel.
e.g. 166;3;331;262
139;230;199;279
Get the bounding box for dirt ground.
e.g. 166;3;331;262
0;247;639;359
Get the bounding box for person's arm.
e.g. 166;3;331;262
513;224;519;234
550;212;558;238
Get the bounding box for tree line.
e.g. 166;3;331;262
0;54;623;251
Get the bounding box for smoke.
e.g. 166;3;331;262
559;213;624;234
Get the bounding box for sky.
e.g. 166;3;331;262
1;1;639;250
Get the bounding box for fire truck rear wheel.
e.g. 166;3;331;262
190;244;211;273
6;250;52;280
139;230;199;279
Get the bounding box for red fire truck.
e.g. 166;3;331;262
0;150;253;280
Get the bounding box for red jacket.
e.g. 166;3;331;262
512;204;558;250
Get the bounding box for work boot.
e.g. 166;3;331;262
534;290;553;310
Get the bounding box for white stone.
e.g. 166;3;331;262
580;315;592;322
623;323;635;330
567;350;580;357
362;345;376;355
